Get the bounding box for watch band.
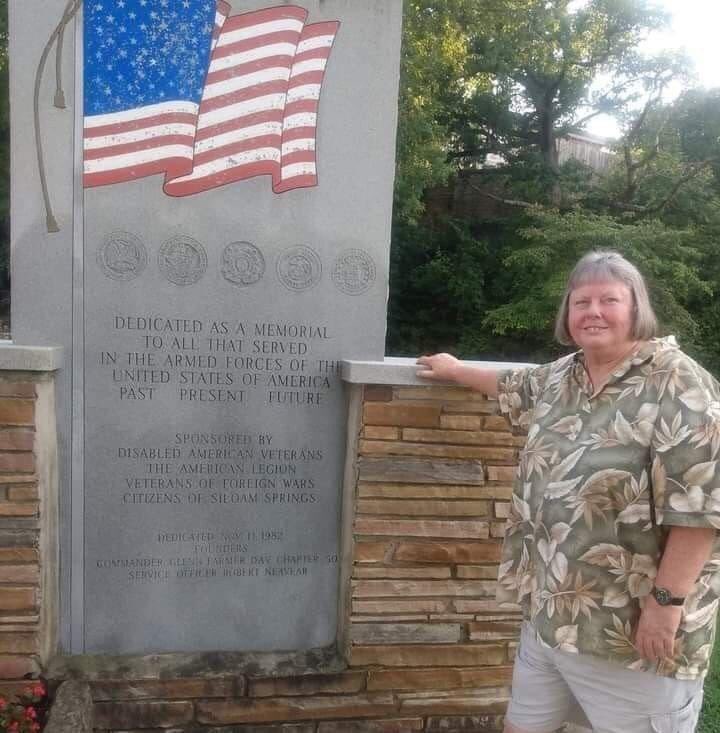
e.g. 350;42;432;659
651;586;685;606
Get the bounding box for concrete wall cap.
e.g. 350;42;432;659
341;356;536;385
0;343;64;371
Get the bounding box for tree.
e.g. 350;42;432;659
388;0;720;375
463;1;683;203
394;0;486;222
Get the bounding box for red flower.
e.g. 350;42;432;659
31;724;41;733
0;696;7;710
25;705;37;719
8;721;19;733
31;682;45;698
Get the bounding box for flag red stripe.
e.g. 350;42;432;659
288;70;326;88
221;6;307;31
84;112;198;139
205;52;294;86
280;149;316;167
211;30;301;61
281;126;318;142
292;47;332;65
283;99;319;117
194;109;284;143
273;174;317;193
216;0;232;17
192;133;281;167
299;21;340;39
198;79;289;114
165;160;279;197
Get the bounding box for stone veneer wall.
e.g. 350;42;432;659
0;362;59;703
0;358;528;733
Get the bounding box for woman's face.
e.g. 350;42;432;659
567;279;635;354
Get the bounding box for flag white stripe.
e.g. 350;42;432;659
203;67;290;100
286;84;321;104
297;35;335;54
84;101;199;129
216;18;305;47
196;93;286;129
282;112;317;130
290;58;327;77
194;121;283;154
281;138;315;155
84;123;198;150
281;162;316;179
172;148;282;181
209;43;299;73
211;12;227;52
84;144;194;173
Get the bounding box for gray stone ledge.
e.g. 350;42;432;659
0;343;64;372
47;646;344;681
341;356;533;386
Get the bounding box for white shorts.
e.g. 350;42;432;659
506;623;704;733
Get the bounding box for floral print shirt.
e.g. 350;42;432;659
496;338;720;679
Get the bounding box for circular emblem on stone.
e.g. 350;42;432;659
221;241;265;287
331;249;377;295
276;246;322;292
158;235;207;286
97;231;147;281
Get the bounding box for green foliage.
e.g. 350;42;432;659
387;217;489;353
485;210;712;354
395;0;485;222
389;0;720;378
700;645;720;732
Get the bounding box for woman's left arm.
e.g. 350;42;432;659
634;526;716;662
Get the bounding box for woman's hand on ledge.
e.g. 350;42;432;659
416;353;461;383
416;353;500;397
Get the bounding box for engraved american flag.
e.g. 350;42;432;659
83;0;339;195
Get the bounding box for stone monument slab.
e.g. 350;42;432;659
11;0;402;654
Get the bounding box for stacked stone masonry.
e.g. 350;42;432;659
0;379;524;732
0;378;42;701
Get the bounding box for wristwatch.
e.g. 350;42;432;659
651;586;685;607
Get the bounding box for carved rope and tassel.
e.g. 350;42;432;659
33;0;82;233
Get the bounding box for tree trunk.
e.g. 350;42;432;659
539;103;562;205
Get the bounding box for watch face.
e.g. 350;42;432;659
654;588;672;606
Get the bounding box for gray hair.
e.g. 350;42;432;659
554;251;658;345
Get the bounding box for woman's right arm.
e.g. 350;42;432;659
416;353;500;397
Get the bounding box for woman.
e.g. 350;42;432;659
417;251;720;733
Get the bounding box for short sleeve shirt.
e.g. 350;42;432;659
496;337;720;679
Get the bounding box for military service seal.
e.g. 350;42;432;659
97;231;147;281
276;246;322;292
331;249;376;295
221;241;265;287
158;235;207;286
